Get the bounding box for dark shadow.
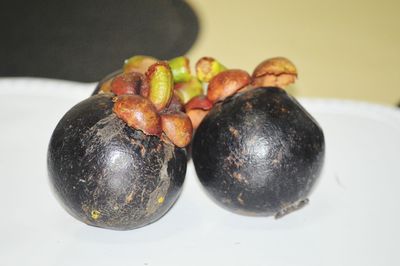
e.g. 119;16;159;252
0;0;199;82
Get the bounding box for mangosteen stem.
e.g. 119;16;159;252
274;198;309;219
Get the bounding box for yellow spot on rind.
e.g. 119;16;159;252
158;197;165;204
91;210;101;220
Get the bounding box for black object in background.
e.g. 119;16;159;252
0;0;199;82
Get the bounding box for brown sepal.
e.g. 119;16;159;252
185;95;213;111
160;111;193;148
165;94;185;112
111;72;149;96
207;69;251;103
252;57;297;88
113;95;162;136
186;109;209;130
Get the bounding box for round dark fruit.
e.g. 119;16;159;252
192;87;325;217
47;94;187;230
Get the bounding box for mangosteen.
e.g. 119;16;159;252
48;94;187;230
48;61;193;230
192;87;325;217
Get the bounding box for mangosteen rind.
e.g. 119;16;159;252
48;94;187;230
192;87;325;217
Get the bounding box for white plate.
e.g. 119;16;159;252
1;78;400;266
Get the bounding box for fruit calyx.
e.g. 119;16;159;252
100;54;298;137
252;57;298;88
111;60;192;148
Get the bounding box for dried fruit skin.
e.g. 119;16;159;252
113;95;162;136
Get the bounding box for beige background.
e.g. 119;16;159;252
186;0;400;106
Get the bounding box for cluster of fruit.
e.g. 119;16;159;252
47;54;325;230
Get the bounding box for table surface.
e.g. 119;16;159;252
1;78;400;266
187;0;400;106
